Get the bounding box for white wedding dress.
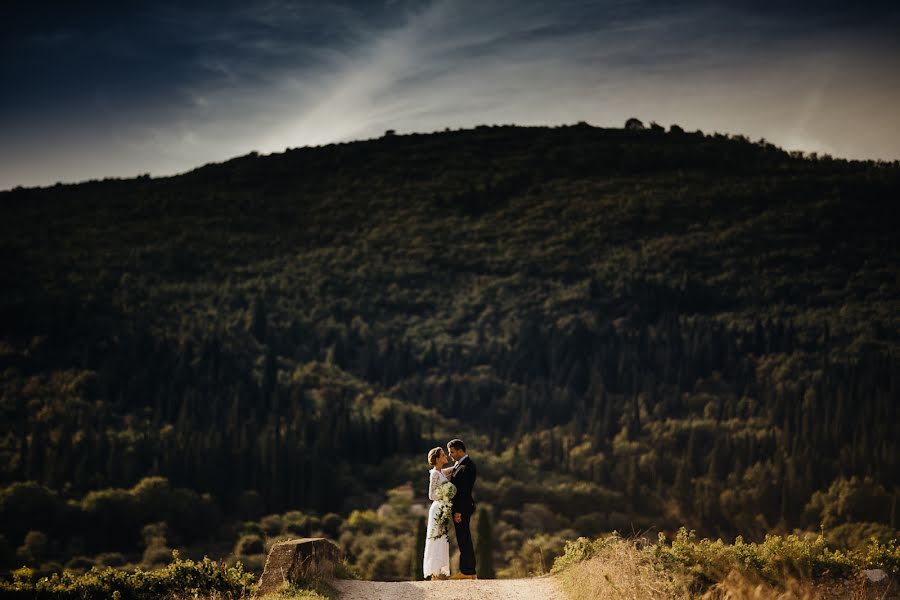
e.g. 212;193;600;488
423;467;451;578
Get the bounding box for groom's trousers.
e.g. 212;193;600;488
454;513;476;575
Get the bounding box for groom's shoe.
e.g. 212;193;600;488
450;573;478;580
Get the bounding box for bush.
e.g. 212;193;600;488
552;533;621;573
284;522;306;536
553;528;900;596
652;527;877;585
805;477;893;528
864;538;900;575
321;513;342;538
236;521;265;538
234;534;265;556
0;483;68;544
260;514;284;536
142;544;173;568
555;535;688;600
505;531;576;577
0;552;256;599
825;522;899;550
63;555;95;572
17;531;49;564
94;552;127;567
344;510;380;535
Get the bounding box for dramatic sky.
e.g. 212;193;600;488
2;0;899;190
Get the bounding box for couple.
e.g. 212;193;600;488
423;438;477;580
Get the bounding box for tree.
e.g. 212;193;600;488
625;117;644;130
410;516;427;580
475;508;496;579
16;531;48;564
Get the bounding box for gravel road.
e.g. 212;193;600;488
332;576;565;600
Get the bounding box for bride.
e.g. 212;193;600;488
423;447;456;580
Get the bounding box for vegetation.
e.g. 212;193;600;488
475;508;496;579
553;530;899;599
0;552;255;599
1;122;898;584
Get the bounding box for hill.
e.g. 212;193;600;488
0;122;898;580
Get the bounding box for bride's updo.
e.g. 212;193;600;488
427;447;443;467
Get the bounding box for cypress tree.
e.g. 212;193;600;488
411;516;427;580
475;508;496;579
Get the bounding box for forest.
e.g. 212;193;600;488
0;121;898;581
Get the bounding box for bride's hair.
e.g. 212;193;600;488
427;447;443;466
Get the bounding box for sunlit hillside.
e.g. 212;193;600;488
1;122;897;582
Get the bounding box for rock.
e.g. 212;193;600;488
863;568;887;583
254;537;341;597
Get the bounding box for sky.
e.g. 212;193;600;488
2;0;899;190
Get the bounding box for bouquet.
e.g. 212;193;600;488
430;480;457;540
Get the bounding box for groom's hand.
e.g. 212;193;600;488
453;513;462;523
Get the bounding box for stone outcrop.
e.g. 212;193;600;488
255;538;341;597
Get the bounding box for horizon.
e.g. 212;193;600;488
3;0;900;191
4;119;898;193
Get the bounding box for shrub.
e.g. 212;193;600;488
142;543;173;568
0;552;256;599
236;521;265;538
344;510;380;535
320;514;342;538
260;515;284;536
652;527;882;585
234;534;266;556
64;555;95;572
555;534;689;600
17;531;49;563
94;552;127;567
863;538;900;575
825;522;899;550
552;533;621;573
554;528;899;596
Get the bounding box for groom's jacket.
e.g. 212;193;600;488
450;456;477;516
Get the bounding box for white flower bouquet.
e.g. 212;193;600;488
430;480;457;540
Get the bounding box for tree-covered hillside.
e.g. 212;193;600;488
1;122;898;580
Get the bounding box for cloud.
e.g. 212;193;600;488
1;0;899;189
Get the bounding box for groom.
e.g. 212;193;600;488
447;438;477;578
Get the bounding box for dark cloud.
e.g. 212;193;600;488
2;0;899;189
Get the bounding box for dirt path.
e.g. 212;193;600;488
332;576;565;600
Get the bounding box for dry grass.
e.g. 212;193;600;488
555;538;692;600
699;569;897;600
554;538;898;600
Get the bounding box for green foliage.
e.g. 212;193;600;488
805;477;894;529
825;522;900;550
410;517;426;580
505;531;577;577
0;551;255;599
475;508;496;579
0;123;898;580
234;535;266;557
553;529;900;595
649;527;894;585
551;533;622;573
17;531;49;564
862;538;900;575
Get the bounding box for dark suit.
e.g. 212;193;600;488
450;455;477;575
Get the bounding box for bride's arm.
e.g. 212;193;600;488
428;470;439;501
440;466;454;477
